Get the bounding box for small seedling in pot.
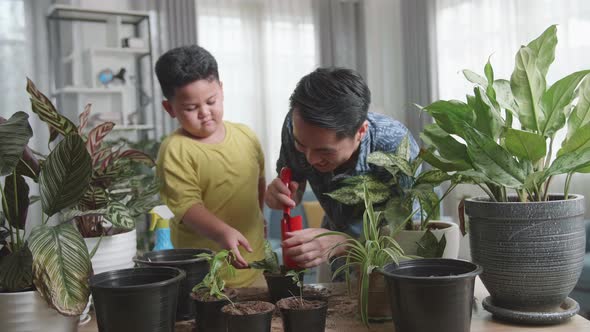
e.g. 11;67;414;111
286;269;308;307
192;249;236;302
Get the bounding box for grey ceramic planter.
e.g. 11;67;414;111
465;195;586;311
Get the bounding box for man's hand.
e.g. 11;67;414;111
282;228;349;268
264;177;299;209
212;227;252;269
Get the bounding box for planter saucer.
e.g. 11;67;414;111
482;296;579;325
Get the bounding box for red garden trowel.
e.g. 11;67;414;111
280;167;303;269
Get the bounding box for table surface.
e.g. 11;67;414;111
80;278;590;331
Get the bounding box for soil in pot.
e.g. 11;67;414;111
134;248;211;321
191;288;237;332
264;268;304;303
221;301;275;332
277;296;328;332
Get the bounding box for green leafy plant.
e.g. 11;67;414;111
249;240;280;274
419;25;590;202
0;110;93;316
24;79;160;237
285;269;308;307
327;135;456;257
192;250;236;301
317;184;408;326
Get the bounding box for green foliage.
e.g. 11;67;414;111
249;241;280;274
192;250;236;301
286;269;308;306
317;185;407;327
421;25;590;201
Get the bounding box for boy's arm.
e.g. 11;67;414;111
181;204;252;268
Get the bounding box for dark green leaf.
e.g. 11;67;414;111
249;241;279;273
420;124;470;164
423;100;475;137
417;231;446;258
2;173;29;229
471;87;504;140
0;246;32;291
419;148;471;172
511;46;546;132
0;112;33;176
503;128;546;161
384;197;411;234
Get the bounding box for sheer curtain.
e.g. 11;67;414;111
434;0;590;218
195;0;318;181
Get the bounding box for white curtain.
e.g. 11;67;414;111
434;0;590;219
195;0;319;181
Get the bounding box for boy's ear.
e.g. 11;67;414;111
357;120;369;142
162;100;176;118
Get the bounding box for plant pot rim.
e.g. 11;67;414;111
276;296;328;311
465;194;584;205
82;227;136;239
89;266;185;290
133;248;212;266
221;300;275;315
379;258;482;281
0;289;38;297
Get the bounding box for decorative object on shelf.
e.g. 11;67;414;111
97;67;126;87
122;37;145;49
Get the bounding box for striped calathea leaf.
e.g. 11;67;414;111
105;201;135;229
28;222;92;315
0;112;33;176
0;246;33;292
2;172;29;229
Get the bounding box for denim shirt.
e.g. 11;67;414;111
276;111;419;238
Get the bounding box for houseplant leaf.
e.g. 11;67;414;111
415;170;452;186
416;231;446;258
367;151;413;177
2;173;29;229
567;77;590;139
26;78;77;142
493;79;519;114
29;222;92;315
470;87;504;140
86;122;115;156
40;134;92;216
558;122;590;157
423;100;475;137
105;201;135;229
503;128;546;162
419;148;471;172
526;24;557;77
0;246;33;291
510;46;546;132
541;70;590;137
545;146;590;178
463;69;487;86
0;112;33;176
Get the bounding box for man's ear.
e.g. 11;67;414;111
162;100;176;118
357;120;369;142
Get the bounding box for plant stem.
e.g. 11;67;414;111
543;176;553;201
477;184;496;202
1;186;18;250
564;172;573;200
544;137;554;170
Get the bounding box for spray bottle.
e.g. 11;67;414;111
149;205;174;251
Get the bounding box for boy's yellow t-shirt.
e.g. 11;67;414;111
157;121;265;287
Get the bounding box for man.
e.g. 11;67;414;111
265;67;418;268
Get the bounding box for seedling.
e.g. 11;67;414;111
192;249;236;302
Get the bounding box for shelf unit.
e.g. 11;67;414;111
46;4;156;135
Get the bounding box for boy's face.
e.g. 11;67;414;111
292;110;368;173
162;79;224;139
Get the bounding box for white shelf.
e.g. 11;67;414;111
53;87;124;95
112;124;154;131
90;47;150;57
47;4;149;24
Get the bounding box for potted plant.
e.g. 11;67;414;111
191;249;238;332
25;79;160;277
221;299;275;332
419;25;589;323
327;135;461;259
249;240;305;303
0;110;94;331
318;184;408;326
276;269;328;332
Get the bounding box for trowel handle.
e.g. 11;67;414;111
280;167;292;215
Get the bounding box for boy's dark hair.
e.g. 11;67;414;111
155;45;219;99
289;67;371;138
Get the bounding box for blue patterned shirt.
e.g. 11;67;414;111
276;111;419;238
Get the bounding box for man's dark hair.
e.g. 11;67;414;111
289;67;371;138
155;45;219;99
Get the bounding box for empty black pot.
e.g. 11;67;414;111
277;296;328;332
222;301;275;332
193;290;237;332
89;266;185;332
380;259;482;332
134;248;211;321
264;271;303;303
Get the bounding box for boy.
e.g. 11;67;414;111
155;45;265;287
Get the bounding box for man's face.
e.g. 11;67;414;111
292;110;367;173
162;79;224;139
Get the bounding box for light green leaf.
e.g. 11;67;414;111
463;69;487;86
29;222;92;315
367;151;413;177
420;124;470;164
384;197;411;234
464;127;525;188
453;170;491;185
105;201;135;229
511;46;546;132
567;77;590;139
470;87;504;140
325;186;363;205
503;128;546;161
545;146;590;178
493;79;519;114
395;135;411;161
0;112;33;176
249;241;279;273
526;25;557;77
40;135;92;216
559;122;590;156
541;71;590;137
415;170;452;186
423;100;475;137
0;247;33;291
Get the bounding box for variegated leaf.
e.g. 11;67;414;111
26;78;76;141
86;122;115;156
395;135;411;161
0;246;33;291
40;135;92;216
325;186;364;205
118;149;156;166
0;112;33;176
29;222;92;316
106;201;135;229
415;170;452;186
368;151;413;177
61;208;108;223
2;173;29;229
78;186;109;210
78;104;92;136
16;146;40;181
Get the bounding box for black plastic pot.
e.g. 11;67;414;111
222;301;275;332
380;259;482;332
264;271;303;303
193;290;237;332
89;266;185;332
277;296;328;332
134;248;211;321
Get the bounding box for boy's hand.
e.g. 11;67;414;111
265;177;298;209
214;227;252;268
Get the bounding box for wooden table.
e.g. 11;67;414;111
80;278;590;331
